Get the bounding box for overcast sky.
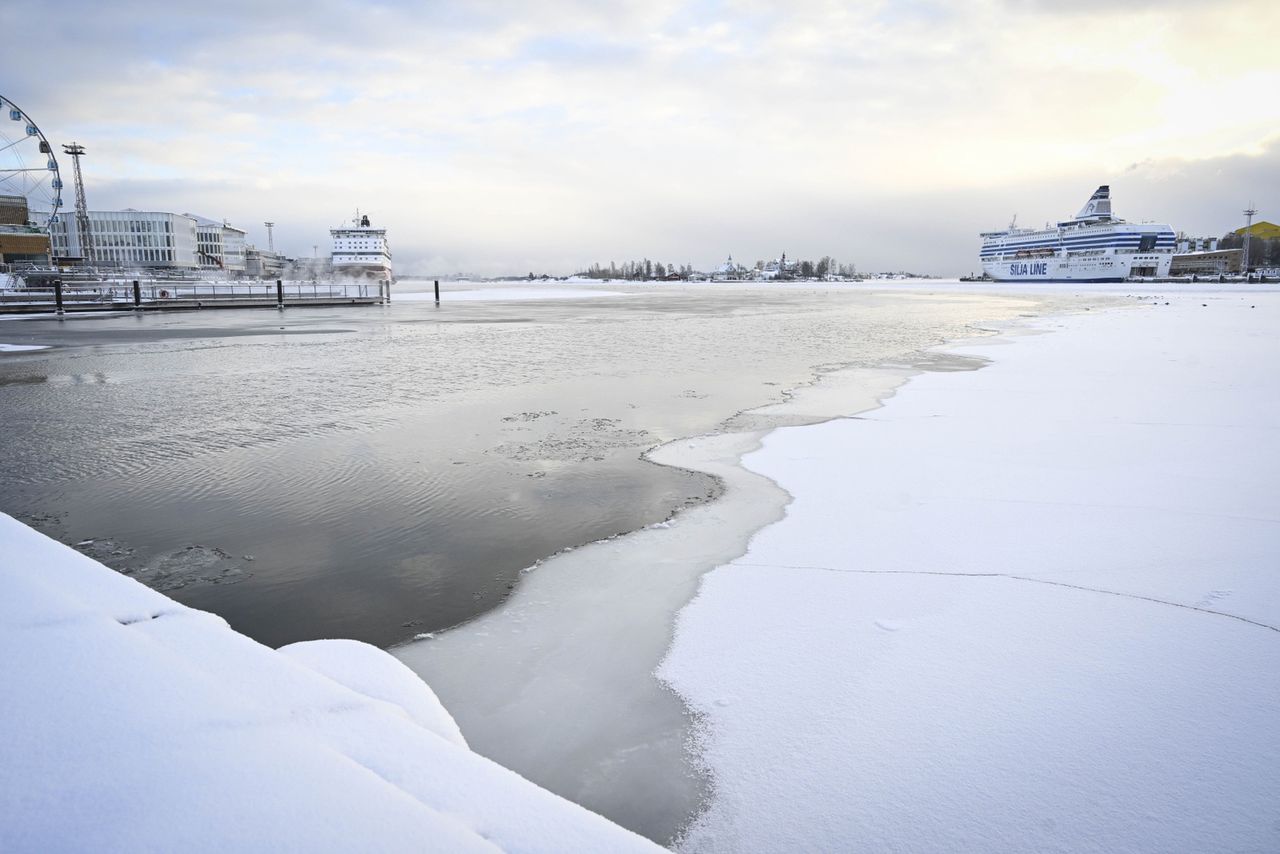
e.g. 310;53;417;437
4;0;1277;275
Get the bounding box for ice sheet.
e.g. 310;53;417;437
660;291;1280;852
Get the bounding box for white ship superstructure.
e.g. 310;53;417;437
330;212;392;281
980;186;1175;282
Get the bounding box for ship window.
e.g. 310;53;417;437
1139;235;1157;252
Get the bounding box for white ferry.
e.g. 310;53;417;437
331;212;393;281
980;186;1175;282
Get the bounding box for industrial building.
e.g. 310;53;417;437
0;195;51;265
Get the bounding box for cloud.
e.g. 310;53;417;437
3;0;1277;274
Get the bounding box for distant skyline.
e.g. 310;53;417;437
3;0;1277;275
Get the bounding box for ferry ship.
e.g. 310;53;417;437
980;187;1175;282
331;212;393;281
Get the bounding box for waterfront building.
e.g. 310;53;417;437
0;195;51;265
711;254;744;281
45;209;199;269
1169;248;1242;275
244;246;286;279
1175;233;1219;254
760;252;799;280
187;215;247;273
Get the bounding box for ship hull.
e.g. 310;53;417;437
982;257;1128;283
982;252;1172;282
332;262;393;281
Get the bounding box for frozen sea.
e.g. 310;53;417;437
5;279;1275;852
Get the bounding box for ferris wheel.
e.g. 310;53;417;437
0;93;63;236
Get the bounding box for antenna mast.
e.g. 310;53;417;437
264;221;275;253
1241;203;1257;274
62;142;93;265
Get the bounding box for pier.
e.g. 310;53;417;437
0;279;389;315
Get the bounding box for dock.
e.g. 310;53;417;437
0;280;389;315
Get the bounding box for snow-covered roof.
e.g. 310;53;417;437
183;213;246;234
0;514;659;853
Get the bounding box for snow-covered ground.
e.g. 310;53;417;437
0;514;660;853
660;290;1280;852
0;343;49;352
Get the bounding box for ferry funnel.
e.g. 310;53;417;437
1075;185;1112;222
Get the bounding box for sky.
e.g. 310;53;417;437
3;0;1277;276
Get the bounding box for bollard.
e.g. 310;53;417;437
132;279;142;309
434;279;440;304
276;278;284;310
54;279;65;316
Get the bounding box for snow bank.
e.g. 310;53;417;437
660;292;1280;852
0;514;659;853
279;638;468;748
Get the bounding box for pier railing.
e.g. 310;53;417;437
0;279;388;313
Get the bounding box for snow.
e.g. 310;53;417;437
659;292;1280;852
0;343;49;352
279;638;468;748
0;514;659;853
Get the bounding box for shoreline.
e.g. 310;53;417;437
392;290;1083;843
0;512;662;853
2;282;1061;651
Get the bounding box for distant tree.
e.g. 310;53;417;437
816;256;832;278
654;262;666;278
800;260;815;278
644;259;652;279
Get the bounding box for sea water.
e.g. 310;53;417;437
1;279;1072;840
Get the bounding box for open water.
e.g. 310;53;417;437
0;281;1048;651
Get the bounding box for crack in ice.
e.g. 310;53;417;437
733;561;1280;634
